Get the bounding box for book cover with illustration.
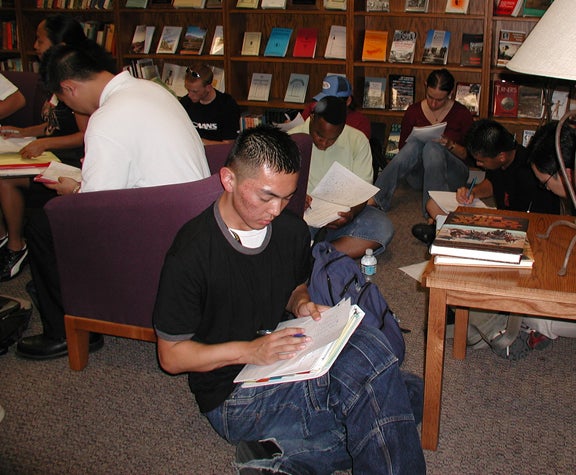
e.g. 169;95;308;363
363;76;386;109
388;30;417;64
460;32;483;67
493;80;519;118
361;30;388;62
421;29;450;65
496;30;525;67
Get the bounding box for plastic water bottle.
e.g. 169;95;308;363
361;248;377;281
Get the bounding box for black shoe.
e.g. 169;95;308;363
16;333;104;360
411;223;436;246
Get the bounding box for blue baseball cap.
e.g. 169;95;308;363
313;75;352;101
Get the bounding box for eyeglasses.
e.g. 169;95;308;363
185;68;201;79
538;172;556;190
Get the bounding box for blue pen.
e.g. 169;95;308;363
466;176;477;200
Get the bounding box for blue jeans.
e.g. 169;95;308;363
205;326;426;475
373;140;469;217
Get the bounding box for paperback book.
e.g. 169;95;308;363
405;0;429;12
210;65;225;92
388;30;417;64
261;0;287;7
129;25;147;54
173;0;206;7
236;0;259;7
460;33;483;67
180;26;206;55
522;129;536;147
492;80;519;118
551;87;570;121
496;30;525;67
385;123;401;161
324;25;346;59
517;85;544;119
292;27;317;58
247;73;272;101
455;82;480;116
156;26;182;54
241;32;262;56
362;76;386;109
209;25;224;55
366;0;389;11
323;0;346;10
430;211;529;264
421;30;450;65
161;63;187;97
494;0;523;16
523;0;551;17
264;27;293;57
444;0;469;14
388;74;415;111
284;73;309;103
361;30;388;62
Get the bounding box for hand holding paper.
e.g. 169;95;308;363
406;122;447;143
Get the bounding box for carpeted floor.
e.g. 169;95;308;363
1;184;575;474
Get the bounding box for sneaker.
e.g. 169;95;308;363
0;235;7;250
0;245;28;281
527;331;552;351
411;223;436;245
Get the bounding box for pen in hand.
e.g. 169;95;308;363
466;176;477;201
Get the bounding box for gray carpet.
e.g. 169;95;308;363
1;184;575;474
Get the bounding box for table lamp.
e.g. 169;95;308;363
506;0;576;275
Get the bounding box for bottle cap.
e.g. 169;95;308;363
365;249;373;256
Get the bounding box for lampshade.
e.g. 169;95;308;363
506;0;576;81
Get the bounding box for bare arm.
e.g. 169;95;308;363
0;90;26;120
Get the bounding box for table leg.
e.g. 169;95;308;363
453;307;469;360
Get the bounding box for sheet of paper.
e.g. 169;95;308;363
0;136;35;154
399;261;428;283
273;112;305;132
407;122;446;143
34;161;82;184
304;198;350;228
428;190;492;214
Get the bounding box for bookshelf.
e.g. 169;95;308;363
5;0;574;139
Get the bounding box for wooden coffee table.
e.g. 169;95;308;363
420;208;576;450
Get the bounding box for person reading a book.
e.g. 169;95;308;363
0;15;99;281
290;96;393;259
301;74;371;140
368;68;474;217
180;63;240;145
16;41;210;360
412;119;562;245
153;125;426;475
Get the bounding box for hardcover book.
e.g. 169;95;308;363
388;74;415;111
324;25;346;59
517;85;544;119
247;72;272;101
405;0;428;12
284;73;309;103
434;240;534;269
496;30;525;67
455;82;480;116
430;211;529;264
209;25;224;55
361;30;388;62
362;76;386;109
445;0;469;14
494;0;523;16
180;26;206;55
241;32;262;56
421;30;450;65
156;26;182;54
292;27;318;58
264;27;293;57
388;30;417;64
492;80;519;118
366;0;389;11
460;33;483;67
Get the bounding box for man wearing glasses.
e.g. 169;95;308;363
180;64;240;145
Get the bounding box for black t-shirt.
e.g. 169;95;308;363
42;98;83;167
486;144;560;214
153;203;312;413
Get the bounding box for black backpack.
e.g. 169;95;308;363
0;295;32;355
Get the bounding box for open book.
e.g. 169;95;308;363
234;299;364;387
406;121;446;143
34;161;82;184
305;162;379;227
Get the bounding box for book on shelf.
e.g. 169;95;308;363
137;59;160;80
455;82;481;116
496;30;526;67
434;239;534;269
405;0;429;12
209;25;224;55
445;0;469;14
385;123;401;161
362;76;386;109
264;27;293;57
292;27;318;58
517;85;544;119
388;74;415;111
236;0;259;7
492;80;519;118
366;0;389;11
210;65;225;93
261;0;287;7
247;73;272;101
234;299;364;387
205;0;222;7
103;23;116;55
125;0;148;7
460;33;483;67
388;30;417;64
421;30;450;65
305;161;379;228
173;0;206;7
522;129;536;147
149;0;173;6
429;211;529;264
361;30;388;62
161;63;187;97
156;26;182;54
551;87;570;121
323;0;346;10
523;0;551;17
241;32;262;56
240;112;265;131
324;25;346;60
284;73;309;103
180;26;206;55
494;0;523;16
129;25;146;54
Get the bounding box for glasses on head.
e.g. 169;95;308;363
185;68;201;79
538;172;556;190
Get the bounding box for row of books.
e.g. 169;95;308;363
1;21;17;51
82;21;116;54
494;0;552;18
126;0;221;7
130;24;223;55
372;0;471;13
36;0;112;8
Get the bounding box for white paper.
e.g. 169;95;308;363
428;190;492;214
35;161;82;184
274;112;305;132
399;261;428;283
407;122;446;143
0;136;35;154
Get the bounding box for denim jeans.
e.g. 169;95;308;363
373;140;469;216
205;326;426;475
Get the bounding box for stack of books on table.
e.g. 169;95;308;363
429;211;534;269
